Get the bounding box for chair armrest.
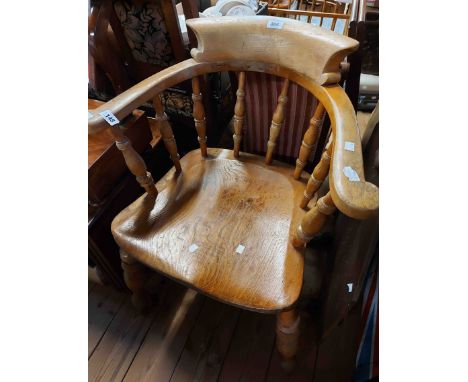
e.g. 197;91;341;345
322;85;379;219
88;59;203;135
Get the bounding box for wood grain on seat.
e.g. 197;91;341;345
112;148;311;312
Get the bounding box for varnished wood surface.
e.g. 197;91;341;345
188;16;358;85
88;284;126;358
87;60;377;219
88;98;152;203
87;17;377;220
268;8;350;34
88;99;112;168
88;280;320;382
88;16;358;135
112;148;309;312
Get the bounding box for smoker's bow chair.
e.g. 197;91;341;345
88;16;379;369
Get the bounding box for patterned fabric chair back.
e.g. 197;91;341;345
113;0;178;68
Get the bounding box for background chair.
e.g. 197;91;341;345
88;16;378;370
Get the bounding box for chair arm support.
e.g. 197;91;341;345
321;85;379;219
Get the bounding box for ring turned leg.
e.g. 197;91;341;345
276;308;300;372
120;250;151;314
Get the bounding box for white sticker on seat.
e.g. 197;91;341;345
188;244;199;253
99;110;120;126
344;141;355;151
343;166;360;182
235;244;245;254
267;20;284;29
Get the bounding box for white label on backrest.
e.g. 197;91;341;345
343;166;360;182
267;20;284;29
347;283;353;293
99;110;120;126
344;141;355;152
88;111;93;120
188;244;199;253
235;244;245;254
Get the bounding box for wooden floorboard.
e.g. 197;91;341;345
88;283;126;358
123;283;205;382
217;310;276;382
170;298;241;382
88;284;165;382
88;281;321;382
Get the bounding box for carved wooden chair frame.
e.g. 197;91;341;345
88;16;379;369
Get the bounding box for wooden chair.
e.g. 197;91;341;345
88;16;379;370
88;0;189;94
269;3;350;34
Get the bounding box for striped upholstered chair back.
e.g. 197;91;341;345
240;2;351;165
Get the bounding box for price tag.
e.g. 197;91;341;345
267;20;284;30
235;244;245;254
344;141;355;152
343;166;360;182
99;110;120;126
188;244;199;253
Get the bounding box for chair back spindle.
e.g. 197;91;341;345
300;136;332;208
293;103;326;179
191;77;208;157
233;71;246;158
265;79;290;164
153;94;182;172
110;125;157;196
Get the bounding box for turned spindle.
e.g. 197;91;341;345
111;125;157;196
293;103;326;179
277;308;300;372
330;2;339;30
265;79;289;164
300;136;333;208
191;77;208;157
153;94;182;172
233;71;246;158
292;191;336;248
120;250;151;313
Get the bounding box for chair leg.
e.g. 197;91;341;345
120;250;151;314
276;308;300;372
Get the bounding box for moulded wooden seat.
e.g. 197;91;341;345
112;148;310;311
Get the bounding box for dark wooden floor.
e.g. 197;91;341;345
89;279;320;382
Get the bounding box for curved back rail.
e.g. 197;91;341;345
88;16;378;247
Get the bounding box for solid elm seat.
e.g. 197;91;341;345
112;148;310;311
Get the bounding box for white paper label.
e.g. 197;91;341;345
99;110;120;126
343;166;360;182
347;283;353;293
188;244;199;253
88;111;93;120
344;141;355;152
267;20;284;29
235;244;245;254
